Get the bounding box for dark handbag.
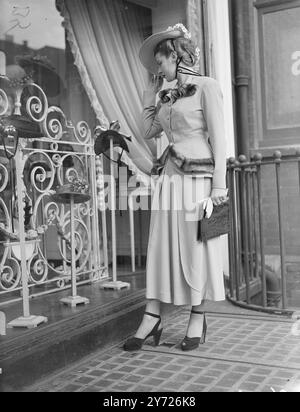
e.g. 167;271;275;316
197;200;230;242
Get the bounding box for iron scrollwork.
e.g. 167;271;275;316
0;80;106;305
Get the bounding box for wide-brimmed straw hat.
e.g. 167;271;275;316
139;24;192;75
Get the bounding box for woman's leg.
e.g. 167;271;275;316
134;300;162;339
185;301;206;338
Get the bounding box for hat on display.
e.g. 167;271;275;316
139;23;199;75
52;177;91;204
94;121;132;156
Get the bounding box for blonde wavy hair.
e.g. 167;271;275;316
154;37;199;104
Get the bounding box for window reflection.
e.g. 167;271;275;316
0;0;97;126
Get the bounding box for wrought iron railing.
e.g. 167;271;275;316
227;151;300;315
0;75;108;319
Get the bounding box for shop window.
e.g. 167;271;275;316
0;0;96;126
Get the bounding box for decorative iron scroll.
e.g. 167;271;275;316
0;80;108;305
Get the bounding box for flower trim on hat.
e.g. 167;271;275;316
166;23;201;64
167;23;192;39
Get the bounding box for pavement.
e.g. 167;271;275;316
23;301;300;393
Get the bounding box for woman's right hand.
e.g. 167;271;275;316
147;75;164;94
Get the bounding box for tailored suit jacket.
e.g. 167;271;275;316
142;75;227;190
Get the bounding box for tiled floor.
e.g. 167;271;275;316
24;309;300;393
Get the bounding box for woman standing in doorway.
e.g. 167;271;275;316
124;24;228;352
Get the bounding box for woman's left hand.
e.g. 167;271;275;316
210;188;229;206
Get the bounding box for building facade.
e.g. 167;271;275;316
0;0;299;309
230;0;300;305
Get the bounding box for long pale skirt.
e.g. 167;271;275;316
146;158;226;306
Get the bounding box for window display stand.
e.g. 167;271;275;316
7;141;48;329
100;138;130;291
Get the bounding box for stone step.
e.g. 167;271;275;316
0;272;151;391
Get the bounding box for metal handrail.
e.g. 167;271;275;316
226;151;300;316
